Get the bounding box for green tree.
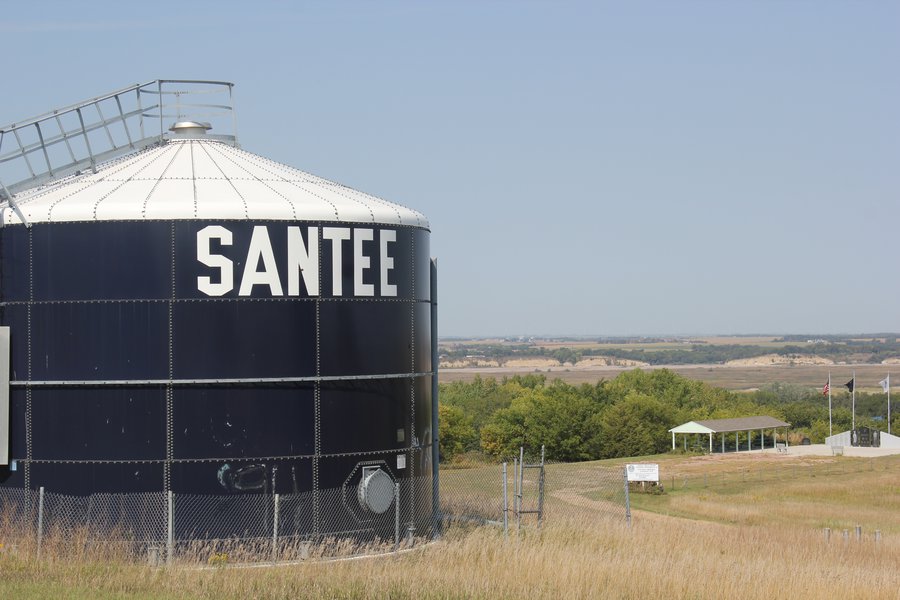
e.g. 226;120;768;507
480;392;533;459
523;382;601;461
594;391;675;458
808;419;831;443
779;402;826;430
439;375;516;434
503;373;547;389
479;381;602;461
831;407;853;432
438;403;477;462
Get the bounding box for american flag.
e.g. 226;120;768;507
823;381;829;396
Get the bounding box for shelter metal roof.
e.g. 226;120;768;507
669;416;790;434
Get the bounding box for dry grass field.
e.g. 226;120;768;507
634;453;900;533
1;453;897;599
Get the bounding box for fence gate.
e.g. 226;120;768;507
505;446;546;534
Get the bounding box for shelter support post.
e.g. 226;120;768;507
708;432;712;453
672;432;675;450
721;434;725;453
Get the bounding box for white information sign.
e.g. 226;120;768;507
626;463;659;482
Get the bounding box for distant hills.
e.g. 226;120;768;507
439;334;900;368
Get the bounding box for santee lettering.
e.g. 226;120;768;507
196;225;398;298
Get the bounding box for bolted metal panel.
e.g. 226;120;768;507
30;222;171;301
320;379;412;455
172;301;317;380
30;387;166;462
29;302;170;381
172;385;316;462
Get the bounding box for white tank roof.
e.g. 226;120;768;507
1;137;428;228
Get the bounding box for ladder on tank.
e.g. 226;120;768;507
0;80;237;212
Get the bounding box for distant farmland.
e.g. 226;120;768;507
439;334;899;390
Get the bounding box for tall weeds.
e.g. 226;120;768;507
1;513;896;599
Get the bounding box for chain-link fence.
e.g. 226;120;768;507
0;477;436;566
0;459;628;565
439;456;629;531
0;487;167;562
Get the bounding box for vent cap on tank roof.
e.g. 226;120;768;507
169;121;212;136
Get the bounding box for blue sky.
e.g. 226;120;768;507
3;1;898;336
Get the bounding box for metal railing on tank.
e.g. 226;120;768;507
0;80;237;205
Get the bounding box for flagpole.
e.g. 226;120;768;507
851;370;856;431
888;374;892;436
828;372;832;437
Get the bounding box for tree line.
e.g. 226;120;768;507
440;338;900;366
438;370;899;462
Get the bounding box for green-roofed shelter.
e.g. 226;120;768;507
669;416;791;453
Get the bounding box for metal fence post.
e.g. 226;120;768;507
166;490;174;566
517;446;524;533
272;493;280;564
623;468;631;528
537;445;545;529
406;478;416;547
502;462;509;539
855;525;862;542
394;483;400;552
513;456;519;531
36;486;45;559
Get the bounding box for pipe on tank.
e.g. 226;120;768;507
430;258;440;537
